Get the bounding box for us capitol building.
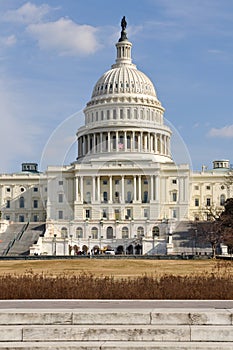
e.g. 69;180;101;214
0;18;232;256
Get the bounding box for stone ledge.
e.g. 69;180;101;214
0;342;232;350
0;308;232;325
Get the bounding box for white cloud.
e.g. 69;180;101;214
4;2;51;24
27;18;101;56
0;35;16;48
208;125;233;138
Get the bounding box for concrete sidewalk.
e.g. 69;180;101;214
0;299;233;309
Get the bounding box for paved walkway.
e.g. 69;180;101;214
0;300;233;309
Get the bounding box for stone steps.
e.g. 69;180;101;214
0;307;232;348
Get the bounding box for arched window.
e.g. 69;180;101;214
220;194;226;206
137;226;144;238
152;226;160;238
19;197;24;208
107;226;113;239
122;227;129;239
76;227;83;239
61;227;68;238
91;227;98;239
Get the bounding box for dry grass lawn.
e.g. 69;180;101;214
0;258;229;278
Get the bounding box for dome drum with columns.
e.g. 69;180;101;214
77;17;172;164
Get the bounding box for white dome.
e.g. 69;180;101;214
91;65;157;99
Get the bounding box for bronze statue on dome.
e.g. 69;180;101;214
121;16;127;31
119;16;128;42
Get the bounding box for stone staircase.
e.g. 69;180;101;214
0;303;233;349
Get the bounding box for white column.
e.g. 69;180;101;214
124;131;127;151
145;134;148;152
141;132;143;151
100;133;103;153
116;131;119;151
80;176;84;203
76;176;80;201
121;175;125;203
97;176;100;202
154;134;157;153
93;133;96;153
134;175;137;202
132;131;135;151
138;175;141;202
108;132;111;152
109;176;113;203
155;176;159;201
92;176;95;202
87;135;90;154
150;175;154;201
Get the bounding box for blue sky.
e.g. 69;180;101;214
1;0;233;173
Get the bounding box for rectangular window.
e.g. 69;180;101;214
85;209;90;219
144;208;149;218
206;198;211;206
33;200;38;208
206;186;211;190
34;187;38;192
126;208;132;219
172;179;177;184
6;200;10;209
86;180;91;185
144;179;148;185
58;210;63;219
5;215;10;221
58;194;63;203
127;179;132;185
58;180;63;186
115;209;120;220
102;208;108;219
115;179;119;185
195;198;199;207
172;192;177;202
172;209;177;218
194;185;199;190
103;180;108;185
6;187;11;192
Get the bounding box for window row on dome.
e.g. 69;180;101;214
85;107;163;125
94;81;153;95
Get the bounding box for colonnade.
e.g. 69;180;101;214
75;174;160;203
77;130;171;158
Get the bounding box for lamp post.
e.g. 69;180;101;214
88;235;92;258
53;234;57;256
69;234;73;255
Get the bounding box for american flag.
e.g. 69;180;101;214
118;143;124;150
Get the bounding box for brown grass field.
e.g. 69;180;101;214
0;259;233;299
0;258;231;278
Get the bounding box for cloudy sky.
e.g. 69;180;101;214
1;0;233;173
